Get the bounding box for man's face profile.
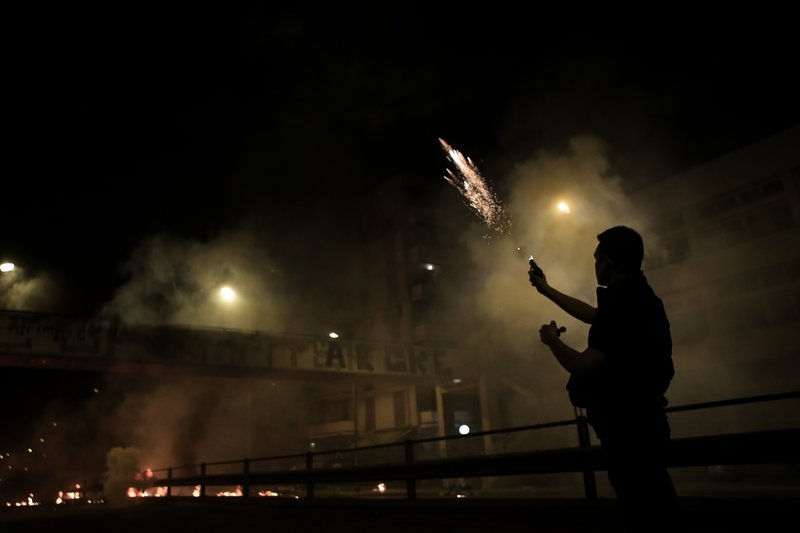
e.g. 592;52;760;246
594;244;611;286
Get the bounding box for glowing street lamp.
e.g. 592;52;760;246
219;286;236;302
329;332;339;339
557;201;571;214
458;424;471;435
0;262;14;273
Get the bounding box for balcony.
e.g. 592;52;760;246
308;420;356;438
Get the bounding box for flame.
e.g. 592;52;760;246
6;493;39;507
439;138;510;236
126;486;167;498
216;486;243;497
55;486;83;504
127;468;163;498
94;467;299;501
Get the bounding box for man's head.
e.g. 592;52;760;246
594;226;644;286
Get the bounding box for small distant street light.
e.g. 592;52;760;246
329;332;339;339
0;262;15;273
458;424;471;435
557;201;571;214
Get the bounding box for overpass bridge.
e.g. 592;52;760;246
0;309;474;384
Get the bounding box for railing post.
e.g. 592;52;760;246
200;463;206;497
305;451;315;500
242;458;250;497
575;411;597;500
167;468;173;497
404;439;416;500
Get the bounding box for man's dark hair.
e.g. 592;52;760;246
597;226;644;274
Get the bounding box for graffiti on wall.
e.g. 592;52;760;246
0;310;467;378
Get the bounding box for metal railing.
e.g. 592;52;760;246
143;390;800;501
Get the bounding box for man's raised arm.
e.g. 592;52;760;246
530;273;597;324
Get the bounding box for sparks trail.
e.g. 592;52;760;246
439;138;511;237
440;139;565;336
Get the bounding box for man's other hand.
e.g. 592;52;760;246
539;320;563;346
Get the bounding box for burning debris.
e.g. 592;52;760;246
55;483;82;504
126;486;167;498
5;493;39;507
216;486;243;497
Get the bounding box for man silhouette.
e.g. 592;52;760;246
529;226;678;530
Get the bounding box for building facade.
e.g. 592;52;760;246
307;124;800;456
635;125;800;401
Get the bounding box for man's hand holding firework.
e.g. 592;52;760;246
530;259;568;340
528;256;550;294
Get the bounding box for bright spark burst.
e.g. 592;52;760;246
439;138;510;236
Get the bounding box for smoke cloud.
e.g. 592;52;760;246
99;376;309;474
1;223;316;498
456;134;657;432
81;224;318;480
98;226;287;332
104;446;140;503
0;266;63;312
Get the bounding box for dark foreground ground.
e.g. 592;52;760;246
0;497;796;532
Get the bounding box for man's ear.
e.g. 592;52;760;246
606;257;621;275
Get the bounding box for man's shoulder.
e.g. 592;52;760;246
608;277;669;325
607;273;661;304
633;274;666;305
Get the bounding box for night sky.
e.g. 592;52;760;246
2;5;799;499
5;6;798;314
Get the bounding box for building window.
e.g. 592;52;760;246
695;217;745;250
739;178;784;205
393;390;407;427
364;397;375;431
648;232;691;268
312;400;351;425
695;193;738;221
416;386;436;411
744;203;795;237
413;323;427;341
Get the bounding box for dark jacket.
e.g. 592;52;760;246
567;271;674;416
